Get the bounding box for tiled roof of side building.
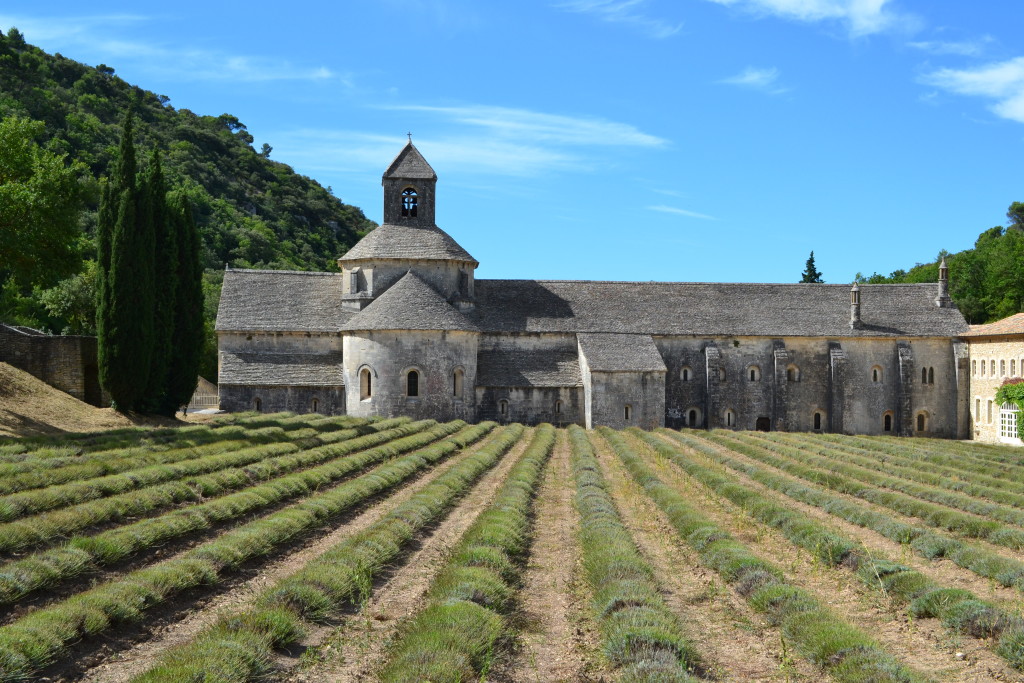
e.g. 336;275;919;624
216;270;351;333
468;280;970;338
337;223;477;263
219;352;345;386
476;347;582;387
963;313;1024;337
341;271;479;332
578;333;667;372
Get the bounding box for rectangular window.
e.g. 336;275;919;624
976;398;981;422
1013;360;1017;377
1001;360;1006;377
982;362;986;377
1000;404;1019;440
972;360;977;376
992;360;996;376
988;400;994;424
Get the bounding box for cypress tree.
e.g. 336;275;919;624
165;192;204;412
800;251;824;283
99;105;156;411
143;150;176;414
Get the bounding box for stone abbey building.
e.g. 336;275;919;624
216;142;971;437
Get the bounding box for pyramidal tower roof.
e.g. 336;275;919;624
383;141;436;180
340;271;478;332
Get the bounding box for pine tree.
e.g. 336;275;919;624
165;192;204;412
800;251;824;283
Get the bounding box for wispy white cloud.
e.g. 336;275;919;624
383;104;668;147
702;0;911;37
908;36;993;57
921;57;1024;123
273;104;666;178
648;205;718;220
556;0;682;39
719;66;790;94
0;14;337;83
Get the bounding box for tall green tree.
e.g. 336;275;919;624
98;106;155;412
165;192;204;413
0;117;87;288
800;251;824;283
142;150;175;413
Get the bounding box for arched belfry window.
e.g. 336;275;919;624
401;187;418;217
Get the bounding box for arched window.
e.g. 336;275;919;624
401;187;418;217
1012;360;1017;377
814;412;822;430
883;412;893;432
921;367;928;384
871;366;883;383
981;361;986;377
786;364;800;382
452;368;464;398
685;408;701;427
555;400;562;415
718;367;727;382
725;409;735;427
1001;360;1006;377
624;405;632;421
991;360;996;376
254;397;262;412
311;398;319;413
748;365;761;382
406;370;420;398
360;367;372;401
928;367;934;384
680;366;692;382
972;360;977;376
499;399;509;417
916;412;927;432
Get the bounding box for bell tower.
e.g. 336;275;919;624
382;140;436;228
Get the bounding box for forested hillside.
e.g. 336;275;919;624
0;28;374;378
855;203;1024;325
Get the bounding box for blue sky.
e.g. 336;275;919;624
2;1;1022;284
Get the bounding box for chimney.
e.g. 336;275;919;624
936;257;952;307
850;282;862;329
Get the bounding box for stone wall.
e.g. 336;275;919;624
343;329;478;422
655;335;964;438
967;336;1024;444
219;384;345;415
0;324;104;406
475;386;582;426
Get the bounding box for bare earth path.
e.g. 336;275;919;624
493;429;606;683
284;428;537;682
592;431;818;682
81;431;495;683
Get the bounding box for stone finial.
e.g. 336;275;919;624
850;282;862;329
936;257;952;308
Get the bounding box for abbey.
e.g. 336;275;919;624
216;142;972;437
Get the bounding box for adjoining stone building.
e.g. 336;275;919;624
216;142;972;437
963;313;1024;445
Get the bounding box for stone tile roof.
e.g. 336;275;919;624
578;333;667;372
341;271;479;332
469;281;970;338
219;352;344;386
216;270;351;332
477;347;582;387
338;223;477;264
383;142;436;180
963;313;1024;338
